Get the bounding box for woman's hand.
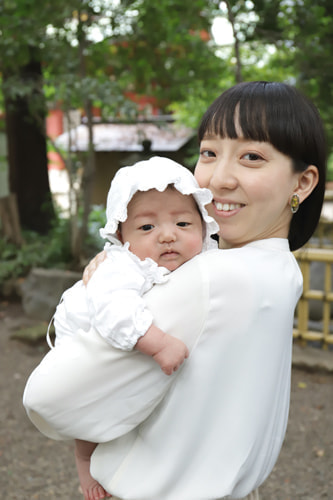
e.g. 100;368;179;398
82;251;107;285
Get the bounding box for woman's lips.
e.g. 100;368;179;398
212;200;244;219
214;201;242;211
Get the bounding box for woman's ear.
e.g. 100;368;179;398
294;165;319;203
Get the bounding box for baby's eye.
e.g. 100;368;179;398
140;224;154;231
177;222;190;227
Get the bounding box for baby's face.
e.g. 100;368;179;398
118;188;204;271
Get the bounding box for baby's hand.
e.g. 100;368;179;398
135;325;189;376
153;336;189;376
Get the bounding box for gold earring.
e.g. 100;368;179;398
290;193;300;214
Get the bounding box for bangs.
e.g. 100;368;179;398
198;81;318;164
198;86;271;143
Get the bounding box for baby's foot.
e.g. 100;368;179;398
79;479;112;500
75;449;111;499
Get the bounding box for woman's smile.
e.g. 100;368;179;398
214;202;243;211
213;200;244;216
195;136;300;248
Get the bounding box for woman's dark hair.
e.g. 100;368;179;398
198;81;327;251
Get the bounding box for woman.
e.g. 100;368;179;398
23;81;326;500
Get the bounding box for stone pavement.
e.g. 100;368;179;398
292;343;333;373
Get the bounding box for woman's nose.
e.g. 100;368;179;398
210;159;238;191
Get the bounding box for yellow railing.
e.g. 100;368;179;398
293;247;333;348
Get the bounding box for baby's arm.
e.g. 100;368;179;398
84;249;189;373
135;324;189;376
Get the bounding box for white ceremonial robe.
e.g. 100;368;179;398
54;243;169;350
23;238;302;499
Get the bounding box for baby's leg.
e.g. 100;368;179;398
75;439;112;500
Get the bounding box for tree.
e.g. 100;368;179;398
251;0;333;148
0;3;57;233
0;0;228;260
215;0;257;84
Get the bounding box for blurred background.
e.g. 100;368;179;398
1;0;333;347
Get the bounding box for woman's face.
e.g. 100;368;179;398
195;135;301;249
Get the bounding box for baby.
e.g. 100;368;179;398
51;156;218;500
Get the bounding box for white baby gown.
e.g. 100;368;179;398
54;242;170;350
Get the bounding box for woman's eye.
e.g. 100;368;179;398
140;224;154;231
177;222;190;227
200;149;216;158
243;152;263;161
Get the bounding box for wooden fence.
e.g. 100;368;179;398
293;247;333;348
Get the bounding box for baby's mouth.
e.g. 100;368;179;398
161;249;178;256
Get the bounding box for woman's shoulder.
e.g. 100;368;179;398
187;238;302;288
147;237;300;301
195;238;294;264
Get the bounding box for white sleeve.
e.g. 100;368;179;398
85;254;154;350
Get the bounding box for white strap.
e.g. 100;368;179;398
46;314;55;349
46;292;65;349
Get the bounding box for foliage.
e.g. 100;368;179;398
250;0;333;150
0;217;72;286
1;0;228;263
109;0;225;106
0;0;226;120
0;205;106;285
2;0;333;275
327;153;333;182
2;0;333;141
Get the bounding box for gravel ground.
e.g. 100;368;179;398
1;300;332;500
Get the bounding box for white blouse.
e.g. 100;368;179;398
53;243;169;350
23;238;302;500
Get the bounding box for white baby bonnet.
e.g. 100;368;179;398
100;156;219;251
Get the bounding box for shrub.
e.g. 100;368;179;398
0;205;108;286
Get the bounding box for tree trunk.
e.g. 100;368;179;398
225;0;243;83
72;9;96;264
4;57;55;234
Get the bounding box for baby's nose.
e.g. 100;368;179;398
159;225;177;243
